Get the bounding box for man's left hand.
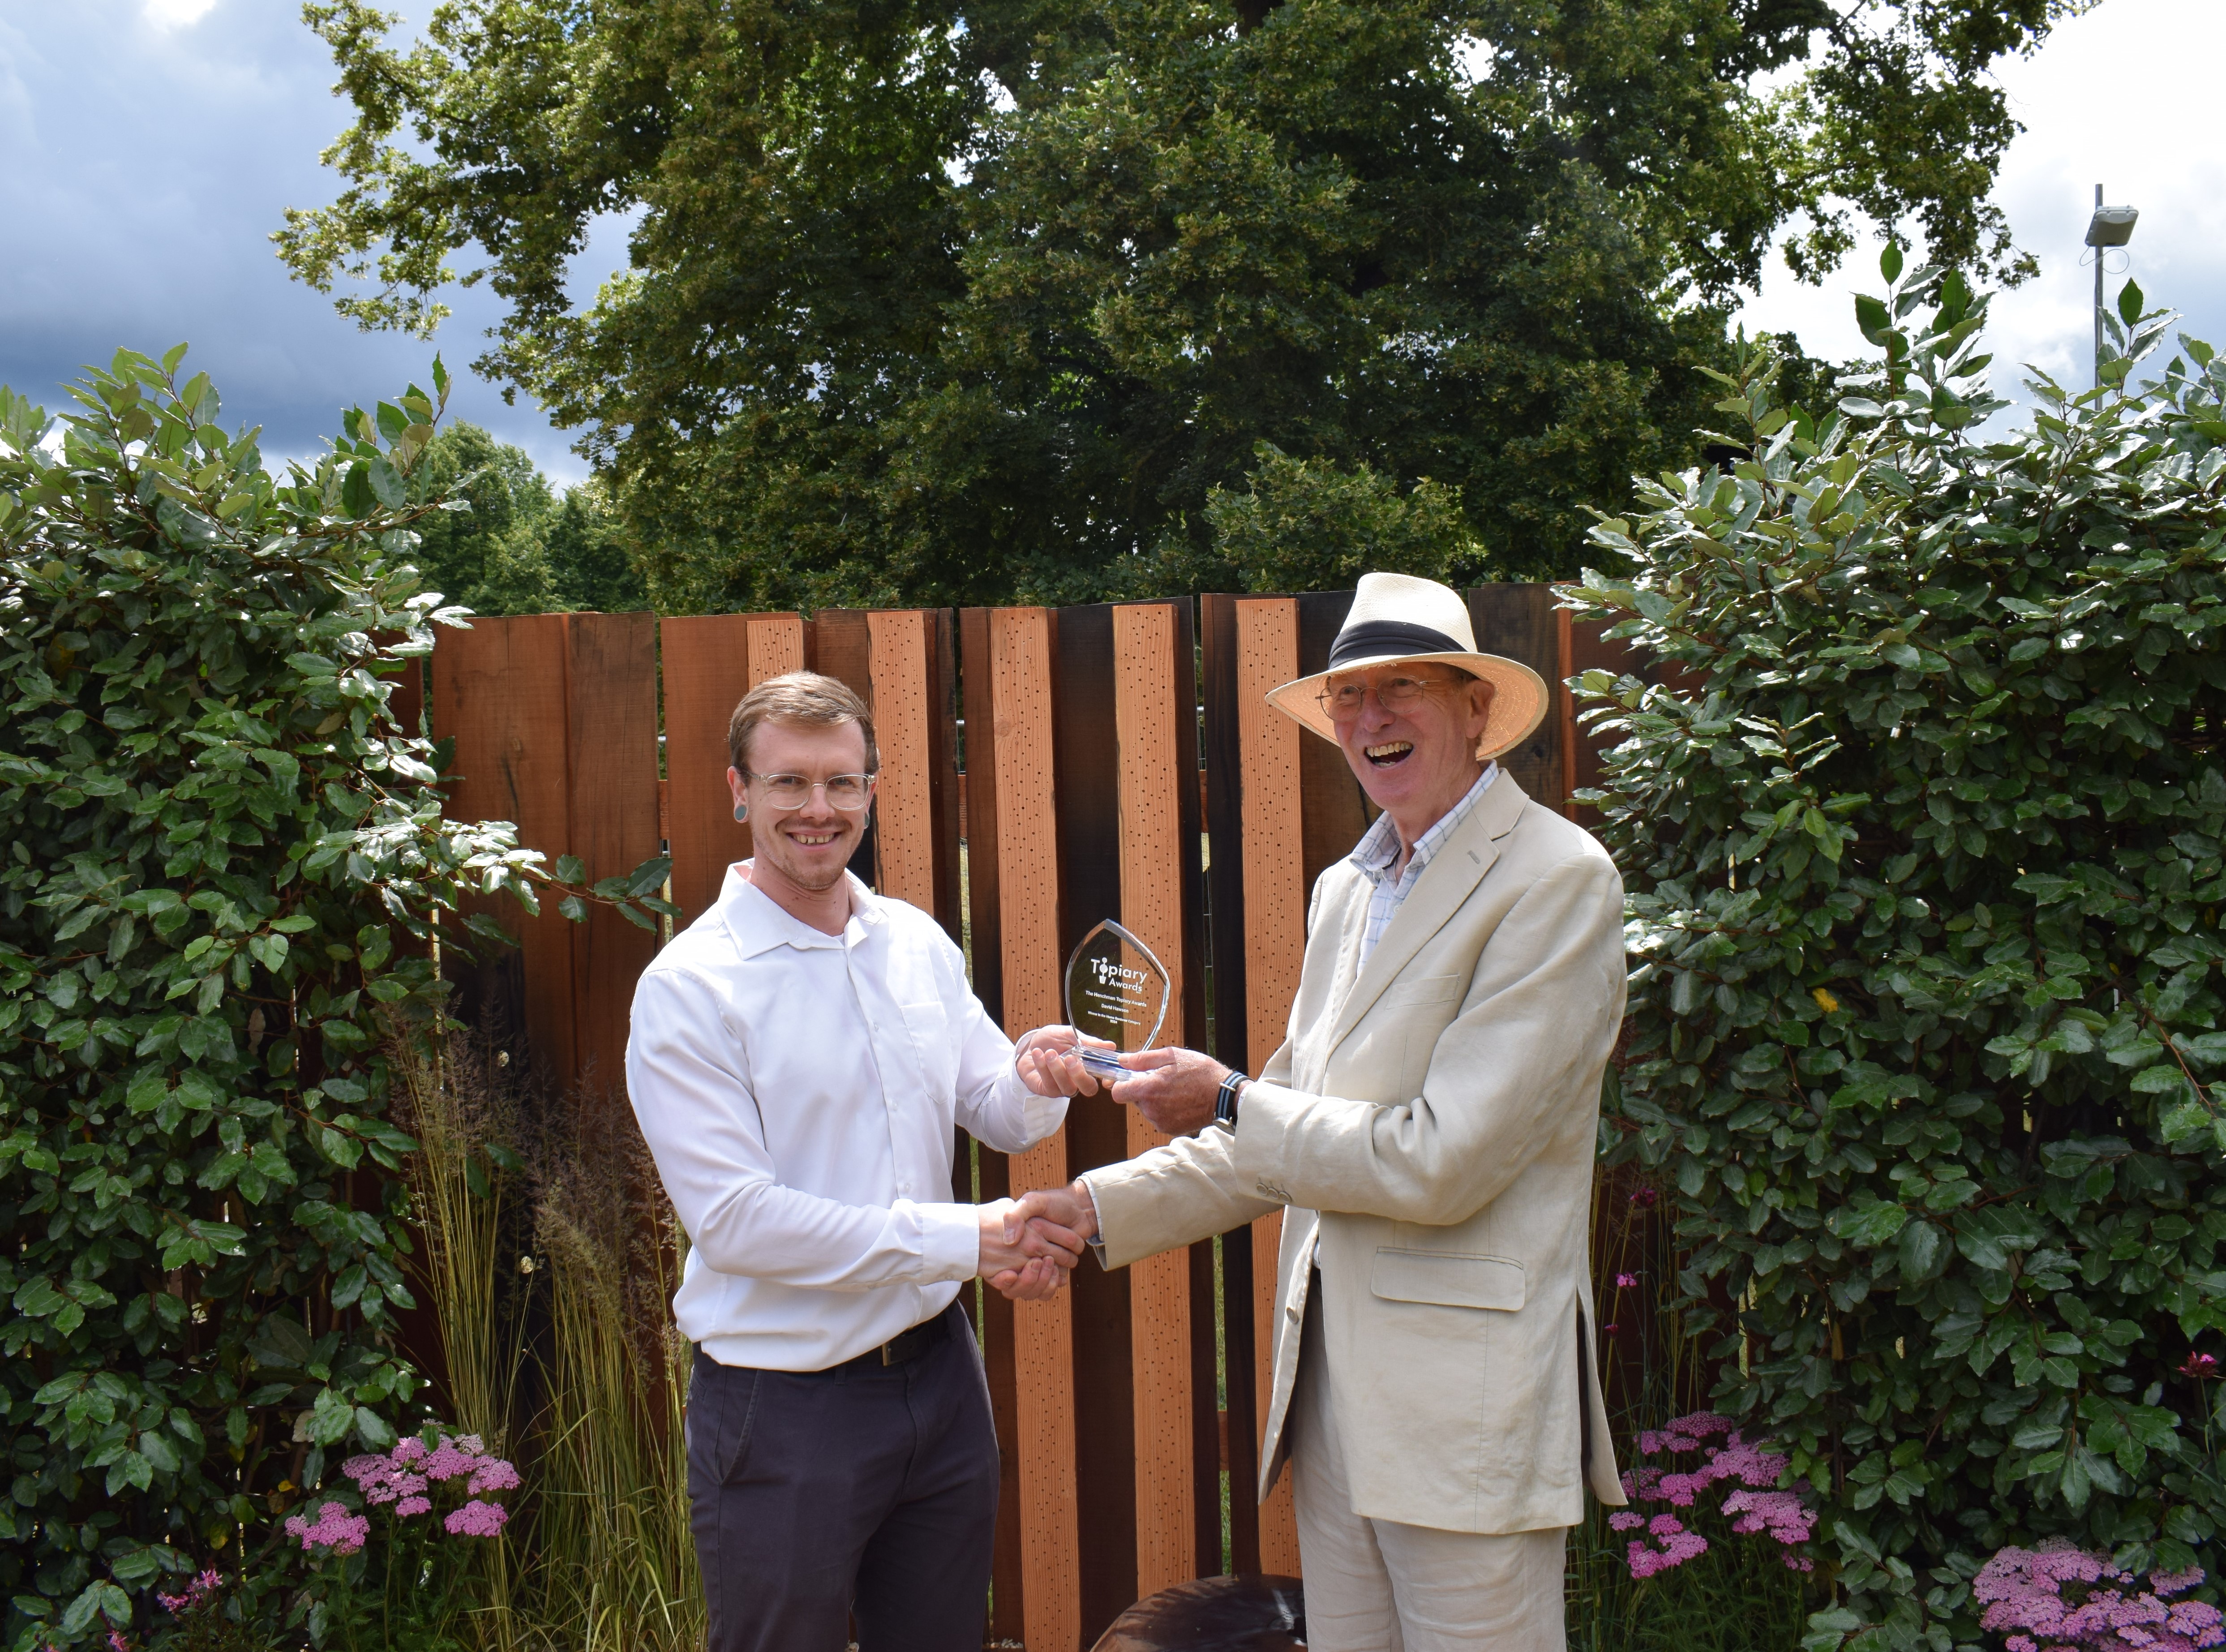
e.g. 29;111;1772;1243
1108;1046;1230;1137
1015;1026;1113;1098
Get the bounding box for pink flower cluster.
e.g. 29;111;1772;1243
284;1501;371;1556
1608;1510;1711;1578
338;1433;519;1535
1613;1412;1816;1579
1975;1542;2224;1652
157;1570;223;1616
445;1498;510;1537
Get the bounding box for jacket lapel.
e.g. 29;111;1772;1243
1324;776;1531;1052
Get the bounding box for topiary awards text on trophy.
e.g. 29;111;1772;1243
1062;920;1171;1077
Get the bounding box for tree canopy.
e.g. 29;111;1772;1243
407;421;647;615
282;0;2086;609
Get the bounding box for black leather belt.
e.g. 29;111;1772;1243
830;1303;956;1374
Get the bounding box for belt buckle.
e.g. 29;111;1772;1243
880;1341;896;1367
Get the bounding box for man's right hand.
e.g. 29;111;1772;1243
1014;1180;1099;1249
978;1197;1086;1301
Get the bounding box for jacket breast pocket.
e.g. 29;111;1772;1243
1378;974;1462;1010
1371;1248;1526;1312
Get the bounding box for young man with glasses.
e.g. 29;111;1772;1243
625;671;1101;1652
1020;573;1630;1651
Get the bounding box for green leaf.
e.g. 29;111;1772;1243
1880;243;1904;283
1898;1218;1946;1282
2119;279;2145;326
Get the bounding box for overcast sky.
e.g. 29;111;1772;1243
2;0;2218;488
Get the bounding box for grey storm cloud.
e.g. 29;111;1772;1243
0;0;590;481
4;0;2220;484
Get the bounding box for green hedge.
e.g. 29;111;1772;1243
1574;254;2226;1648
0;351;645;1650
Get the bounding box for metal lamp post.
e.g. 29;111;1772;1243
2085;184;2139;387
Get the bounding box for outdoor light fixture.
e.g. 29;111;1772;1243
2085;204;2138;247
2088;185;2137;388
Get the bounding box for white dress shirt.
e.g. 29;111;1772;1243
626;862;1067;1371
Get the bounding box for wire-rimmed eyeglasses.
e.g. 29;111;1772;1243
1315;673;1462;721
742;771;878;811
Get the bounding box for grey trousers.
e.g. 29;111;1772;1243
686;1300;998;1652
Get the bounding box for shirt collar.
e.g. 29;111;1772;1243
1348;762;1499;887
717;862;884;957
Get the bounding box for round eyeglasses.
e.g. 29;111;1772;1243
1316;673;1461;721
743;771;877;811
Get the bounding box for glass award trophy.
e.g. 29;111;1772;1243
1062;920;1172;1077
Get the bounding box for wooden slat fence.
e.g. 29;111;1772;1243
428;591;1640;1652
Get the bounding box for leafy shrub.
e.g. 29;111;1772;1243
0;350;655;1649
1202;440;1475;591
1573;252;2226;1649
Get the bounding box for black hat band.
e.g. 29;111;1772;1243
1326;618;1467;672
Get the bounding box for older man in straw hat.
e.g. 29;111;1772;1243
1018;572;1628;1649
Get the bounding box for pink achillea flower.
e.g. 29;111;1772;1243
284;1501;370;1555
1609;1511;1646;1532
1615;1272;1638;1288
424;1440;480;1482
445;1498;510;1538
390;1437;428;1466
1615;1412;1817;1582
396;1495;433;1517
468;1457;522;1494
1627;1527;1709;1579
157;1570;223;1615
1974;1542;2223;1652
1721;1489;1815;1546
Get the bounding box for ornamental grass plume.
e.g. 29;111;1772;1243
1973;1541;2224;1652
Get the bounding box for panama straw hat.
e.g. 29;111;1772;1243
1264;572;1550;760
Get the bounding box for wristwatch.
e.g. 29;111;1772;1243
1212;1069;1249;1133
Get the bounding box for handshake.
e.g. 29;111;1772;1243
965;1023;1241;1300
974;1182;1098;1301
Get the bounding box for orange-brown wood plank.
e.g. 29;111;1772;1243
1111;602;1197;1601
988;607;1081;1652
866;610;938;914
659;614;776;925
563;614;661;1100
433;614;578;1086
746;613;806;682
1235;597;1306;1577
959;608;1025;1644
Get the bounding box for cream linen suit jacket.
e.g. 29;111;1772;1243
1084;776;1628;1535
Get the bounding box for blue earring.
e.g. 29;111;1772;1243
733;802;748;823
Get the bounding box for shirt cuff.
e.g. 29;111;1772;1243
1075;1170;1111;1266
911;1201;982;1283
1003;1047;1069;1146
